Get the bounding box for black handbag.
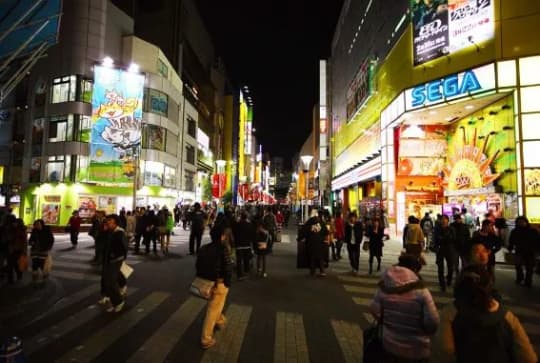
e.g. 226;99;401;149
363;303;384;363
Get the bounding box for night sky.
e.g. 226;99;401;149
196;1;343;168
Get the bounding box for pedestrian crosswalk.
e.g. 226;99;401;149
7;233;540;362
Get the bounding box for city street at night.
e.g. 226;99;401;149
1;226;539;362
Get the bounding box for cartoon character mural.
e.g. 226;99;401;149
88;66;145;183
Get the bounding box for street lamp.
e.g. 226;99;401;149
300;155;313;223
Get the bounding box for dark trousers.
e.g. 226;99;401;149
516;254;535;286
236;248;252;277
437;248;456;289
102;261;123;306
7;252;22;283
331;240;343;260
309;251;324;275
134;232;143;252
369;253;381;273
70;230;79;246
143;230;157;253
189;229;203;254
257;254;267;273
347;243;360;271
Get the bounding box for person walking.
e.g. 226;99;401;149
157;207;169;254
163;209;174;255
508;216;540;287
6;217;27;284
253;220;271;278
299;210;329;277
196;225;234;349
369;254;439;362
332;211;345;261
420;212;434;252
134;207;146;254
262;207;278;252
101;214;128;313
29;219;54;282
451;214;471;274
189;203;206;255
403;216;425;259
366;218;385;274
142;210;158;255
232;212;255;280
433;215;458;292
68;210;81;248
440;264;537;363
126;211;136;245
472;219;502;281
344;212;363;274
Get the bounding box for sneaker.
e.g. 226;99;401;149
107;301;125;313
201;338;216;349
98;296;110;305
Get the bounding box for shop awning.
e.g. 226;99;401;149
331;156;381;191
0;0;62;104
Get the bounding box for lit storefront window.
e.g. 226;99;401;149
521;114;540;140
520;86;540;113
519;56;540;86
46;155;71;182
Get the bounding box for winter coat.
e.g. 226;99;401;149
196;240;234;287
166;214;174;232
299;217;329;259
440;301;537;363
450;222;471;256
233;220;256;249
103;227;127;264
253;229;271;256
434;225;457;253
29;227;54;258
403;223;425;246
126;215;136;236
333;216;345;240
369;266;439;360
367;225;384;257
509;223;540;256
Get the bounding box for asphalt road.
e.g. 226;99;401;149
1;226;539;362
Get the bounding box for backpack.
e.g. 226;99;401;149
452;306;514;363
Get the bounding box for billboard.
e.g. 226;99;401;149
411;0;494;66
89;66;145;184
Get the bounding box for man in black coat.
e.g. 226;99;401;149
101;214;128;313
232;212;256;280
189;203;206;255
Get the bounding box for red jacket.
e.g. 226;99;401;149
334;216;345;240
69;216;81;230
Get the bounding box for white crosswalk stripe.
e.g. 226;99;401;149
56;291;169;363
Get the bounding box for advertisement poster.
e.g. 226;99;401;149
411;0;449;65
42;203;60;224
411;0;494;65
144;125;165;151
525;169;540;196
397;157;445;176
98;196;117;215
78;196;97;219
89;66;145;184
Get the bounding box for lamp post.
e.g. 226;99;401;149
300;155;313;223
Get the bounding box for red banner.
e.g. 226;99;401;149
212;174;227;198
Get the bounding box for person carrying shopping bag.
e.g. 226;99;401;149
29;219;54;283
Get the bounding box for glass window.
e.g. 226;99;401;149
521;86;540;113
497;60;516;87
51;75;77;103
184;170;195;192
186;144;195;165
30;157;41;183
76;155;89;182
166;130;178;156
157;59;169;78
164;165;176;187
187;117;196;137
78;115;92;142
142;124;166;151
144;88;168;116
521;114;540;140
523;141;540;167
32;118;45;145
143;161;164;186
520;56;540;86
80;79;93;103
45;155;70;182
48;115;74;142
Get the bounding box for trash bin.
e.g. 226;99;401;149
0;337;26;363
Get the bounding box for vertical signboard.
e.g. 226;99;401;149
411;0;494;66
89;66;145;184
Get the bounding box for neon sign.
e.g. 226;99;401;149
411;70;481;107
405;64;495;110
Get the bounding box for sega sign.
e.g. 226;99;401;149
405;64;496;110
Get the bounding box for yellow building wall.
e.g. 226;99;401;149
334;1;540;176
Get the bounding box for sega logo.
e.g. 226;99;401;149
411;70;482;107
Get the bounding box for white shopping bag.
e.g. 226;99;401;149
120;261;133;279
